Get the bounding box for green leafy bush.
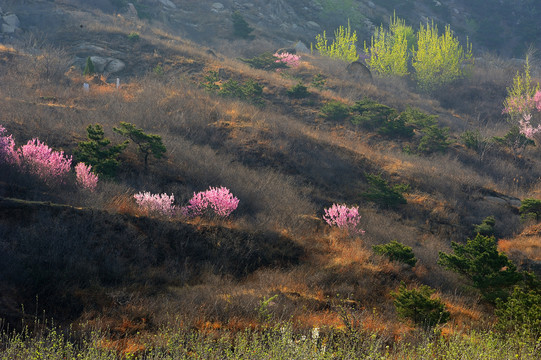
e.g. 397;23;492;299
313;20;359;62
320;101;350;122
287;82;309;99
495;286;541;339
392;282;450;327
127;32;140;41
232;11;254;40
412;21;473;92
373;240;417;266
438;234;523;303
152;64;164;77
364;13;412;77
74;124;128;178
240;52;288;71
473;216;496;237
113;122;166;172
362;173;408;208
519;198;541;221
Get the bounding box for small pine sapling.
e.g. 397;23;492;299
373;240;417;266
83;56;95;76
232;11;254;40
438;234;523;303
362;174;408;208
392;282;450;327
75;124;128;178
113;122;166;172
519;198;541;222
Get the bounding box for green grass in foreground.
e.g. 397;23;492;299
1;324;540;359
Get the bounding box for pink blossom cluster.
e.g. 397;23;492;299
503;90;541;115
323;203;365;235
181;186;239;218
514;91;541;140
134;191;178;218
274;52;301;68
0;126;18;165
18;138;72;185
502;96;535;115
75;162;99;192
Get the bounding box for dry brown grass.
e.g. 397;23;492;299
499;224;541;262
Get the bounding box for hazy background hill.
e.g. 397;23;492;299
2;0;541;59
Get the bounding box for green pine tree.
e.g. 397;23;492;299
113;122;166;172
75;124;128;178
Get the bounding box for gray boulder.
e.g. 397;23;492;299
1;23;16;34
3;14;20;28
158;0;176;9
306;21;320;30
347;61;373;82
126;3;138;18
89;56;125;74
294;41;310;54
211;3;224;12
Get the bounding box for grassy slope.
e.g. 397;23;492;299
0;4;540;356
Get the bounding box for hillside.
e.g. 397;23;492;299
0;0;541;358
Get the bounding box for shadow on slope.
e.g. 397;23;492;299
0;197;303;328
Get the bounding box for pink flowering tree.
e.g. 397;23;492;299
134;191;178;218
181;186;239;219
323;203;365;235
515;90;541;142
18;138;72;185
0;125;18;165
273;52;301;69
75;162;98;192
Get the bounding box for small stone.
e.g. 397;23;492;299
294;41;310;54
158;0;176;9
126;3;138;18
367;1;375;9
211;3;224;11
1;23;16;34
306;21;320;30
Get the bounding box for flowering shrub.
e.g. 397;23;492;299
75;162;98;192
502;95;536;116
181;186;239;218
514;90;541;141
134;191;178;218
0;125;18;165
18;138;72;185
323;203;364;235
274;52;301;68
